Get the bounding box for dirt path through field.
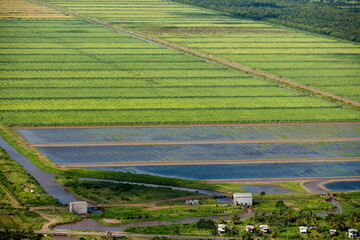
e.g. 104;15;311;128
28;0;360;109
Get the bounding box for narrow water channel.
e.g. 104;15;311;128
0;135;80;204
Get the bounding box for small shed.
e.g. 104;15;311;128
232;193;252;206
218;224;226;234
69;201;88;214
330;229;337;236
348;229;358;238
299;226;308;234
185;199;200;205
260;225;270;233
245;225;254;232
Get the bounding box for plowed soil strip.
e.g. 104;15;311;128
57;157;360;168
30;137;360;147
29;0;360;109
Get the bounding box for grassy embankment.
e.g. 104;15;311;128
56;176;201;204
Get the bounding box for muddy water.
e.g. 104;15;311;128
54;210;254;232
0;135;80;203
304;180;328;194
316;199;343;217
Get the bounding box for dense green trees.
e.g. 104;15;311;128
172;0;360;42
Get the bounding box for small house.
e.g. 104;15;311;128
245;225;254;232
232;193;252;206
348;229;358;238
69;201;88;214
218;224;226;234
299;226;308;234
185;199;200;205
330;229;337;236
260;225;270;233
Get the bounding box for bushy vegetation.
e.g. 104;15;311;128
58;176;195;204
0;147;61;206
92;205;245;223
0;228;43;240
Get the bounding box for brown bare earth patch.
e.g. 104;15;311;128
102;218;122;224
140;28;290;34
0;0;70;19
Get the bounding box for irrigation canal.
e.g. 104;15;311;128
0;135;80;203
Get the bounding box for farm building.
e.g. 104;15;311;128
260;225;270;233
299;226;308;234
245;225;254;232
218;224;226;234
348;229;358;238
69;201;88;214
185;199;200;205
232;193;252;206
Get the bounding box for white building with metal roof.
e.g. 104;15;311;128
232;193;253;206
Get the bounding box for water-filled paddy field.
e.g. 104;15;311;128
15;123;360;143
15;124;360;180
39;142;360;164
90;162;360;180
325;181;360;192
240;185;297;194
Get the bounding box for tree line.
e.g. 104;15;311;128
172;0;360;42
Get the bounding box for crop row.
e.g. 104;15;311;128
0;62;225;70
49;0;359;102
2;108;360;126
0;86;301;99
0;96;336;111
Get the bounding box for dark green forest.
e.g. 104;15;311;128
172;0;360;42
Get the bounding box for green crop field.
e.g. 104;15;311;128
0;0;359;126
40;0;360;103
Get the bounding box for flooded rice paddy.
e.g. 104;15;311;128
12;124;360;182
91;162;360;180
15;123;360;143
39;141;360;164
325;181;360;192
240;184;297;194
